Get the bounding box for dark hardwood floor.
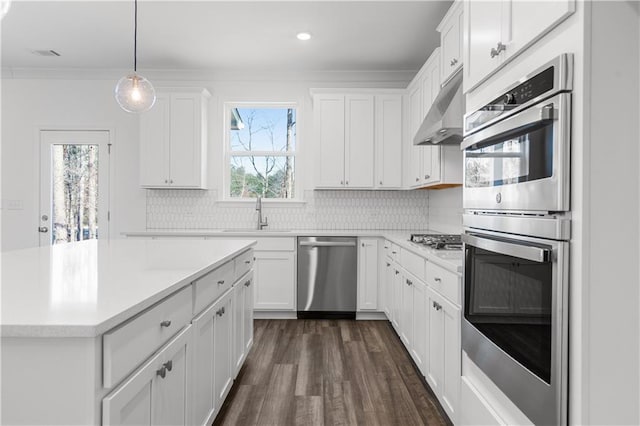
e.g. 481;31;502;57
213;319;449;426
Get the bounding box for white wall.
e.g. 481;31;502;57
0;79;146;250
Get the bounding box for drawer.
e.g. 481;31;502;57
401;249;426;281
193;260;234;315
103;285;192;388
426;262;460;305
234;249;254;282
207;236;294;251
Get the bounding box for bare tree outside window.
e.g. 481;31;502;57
229;107;296;199
51;145;99;244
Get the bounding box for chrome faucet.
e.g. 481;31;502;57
256;197;268;230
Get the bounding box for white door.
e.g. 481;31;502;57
39;130;110;246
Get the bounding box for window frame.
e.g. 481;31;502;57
222;101;301;203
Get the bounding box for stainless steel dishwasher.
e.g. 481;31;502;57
297;236;357;319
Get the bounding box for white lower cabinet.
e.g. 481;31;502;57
382;257;394;318
233;273;254;376
391;263;402;331
358;238;379;311
192;288;234;426
242;275;254;354
399;270;414;347
254;251;296;310
411;278;428;375
103;325;192;426
426;287;461;423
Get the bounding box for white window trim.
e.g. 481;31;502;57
222;101;302;201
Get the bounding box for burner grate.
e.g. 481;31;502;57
409;234;462;250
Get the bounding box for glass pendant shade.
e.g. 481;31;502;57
115;72;156;113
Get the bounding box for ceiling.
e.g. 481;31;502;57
1;1;452;74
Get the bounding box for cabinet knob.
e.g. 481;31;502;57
244;280;251;287
216;309;223;317
490;41;506;58
424;175;430;180
415;177;419;182
217;280;225;285
379;181;383;185
450;58;458;67
395;270;400;275
164;179;168;184
244;260;251;264
170;180;174;184
340;180;344;185
345;181;349;185
434;277;442;283
386;262;390;267
160;320;171;328
406;279;412;286
163;360;173;372
156;366;167;379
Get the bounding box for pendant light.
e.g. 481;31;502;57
115;0;156;113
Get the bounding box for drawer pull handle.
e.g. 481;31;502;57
217;280;225;285
160;320;171;328
244;280;251;287
244;260;251;264
157;366;167;379
164;360;173;372
392;251;397;254
434;277;442;283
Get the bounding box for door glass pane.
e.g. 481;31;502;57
51;144;99;244
229;108;296;152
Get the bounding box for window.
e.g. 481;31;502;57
226;105;297;199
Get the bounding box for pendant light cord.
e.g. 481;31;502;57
134;0;137;72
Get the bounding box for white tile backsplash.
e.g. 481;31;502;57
146;189;431;230
427;187;463;234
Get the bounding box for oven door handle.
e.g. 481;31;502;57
462;234;551;263
461;101;556;151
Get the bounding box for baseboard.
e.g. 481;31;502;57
253;311;297;319
356;311;389;320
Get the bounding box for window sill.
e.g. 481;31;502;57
216;199;307;208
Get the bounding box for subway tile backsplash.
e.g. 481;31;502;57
146;189;431;230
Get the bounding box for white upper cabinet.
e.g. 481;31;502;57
375;95;403;189
314;90;403;190
140;88;210;189
345;95;375;188
316;94;346;188
439;0;464;84
463;0;575;92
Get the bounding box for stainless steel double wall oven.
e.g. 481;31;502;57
461;54;573;425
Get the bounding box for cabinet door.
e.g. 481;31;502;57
169;94;203;187
392;266;402;331
140;94;170;187
243;275;254;354
375;95;403;189
464;0;506;92
426;288;443;394
411;279;428;375
191;300;217;426
232;281;245;377
316;95;346;188
383;259;394;319
345;95;375;188
424;145;441;185
441;3;464;83
152;331;189;426
213;291;234;409
399;272;414;348
408;84;423;187
103;326;191;426
358;238;379;311
254;251;296;310
440;296;461;423
509;0;575;57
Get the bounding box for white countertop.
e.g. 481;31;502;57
1;239;255;338
124;229;463;274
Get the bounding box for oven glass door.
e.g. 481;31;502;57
464;121;553;188
464;233;553;383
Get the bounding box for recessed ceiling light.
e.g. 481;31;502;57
296;32;312;41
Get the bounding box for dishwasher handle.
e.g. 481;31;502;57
299;241;357;247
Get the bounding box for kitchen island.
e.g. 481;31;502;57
1;238;256;425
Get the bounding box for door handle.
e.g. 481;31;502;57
38;226;48;233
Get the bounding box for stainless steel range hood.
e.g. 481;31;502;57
413;70;464;146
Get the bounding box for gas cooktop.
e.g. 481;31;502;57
409;234;462;250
